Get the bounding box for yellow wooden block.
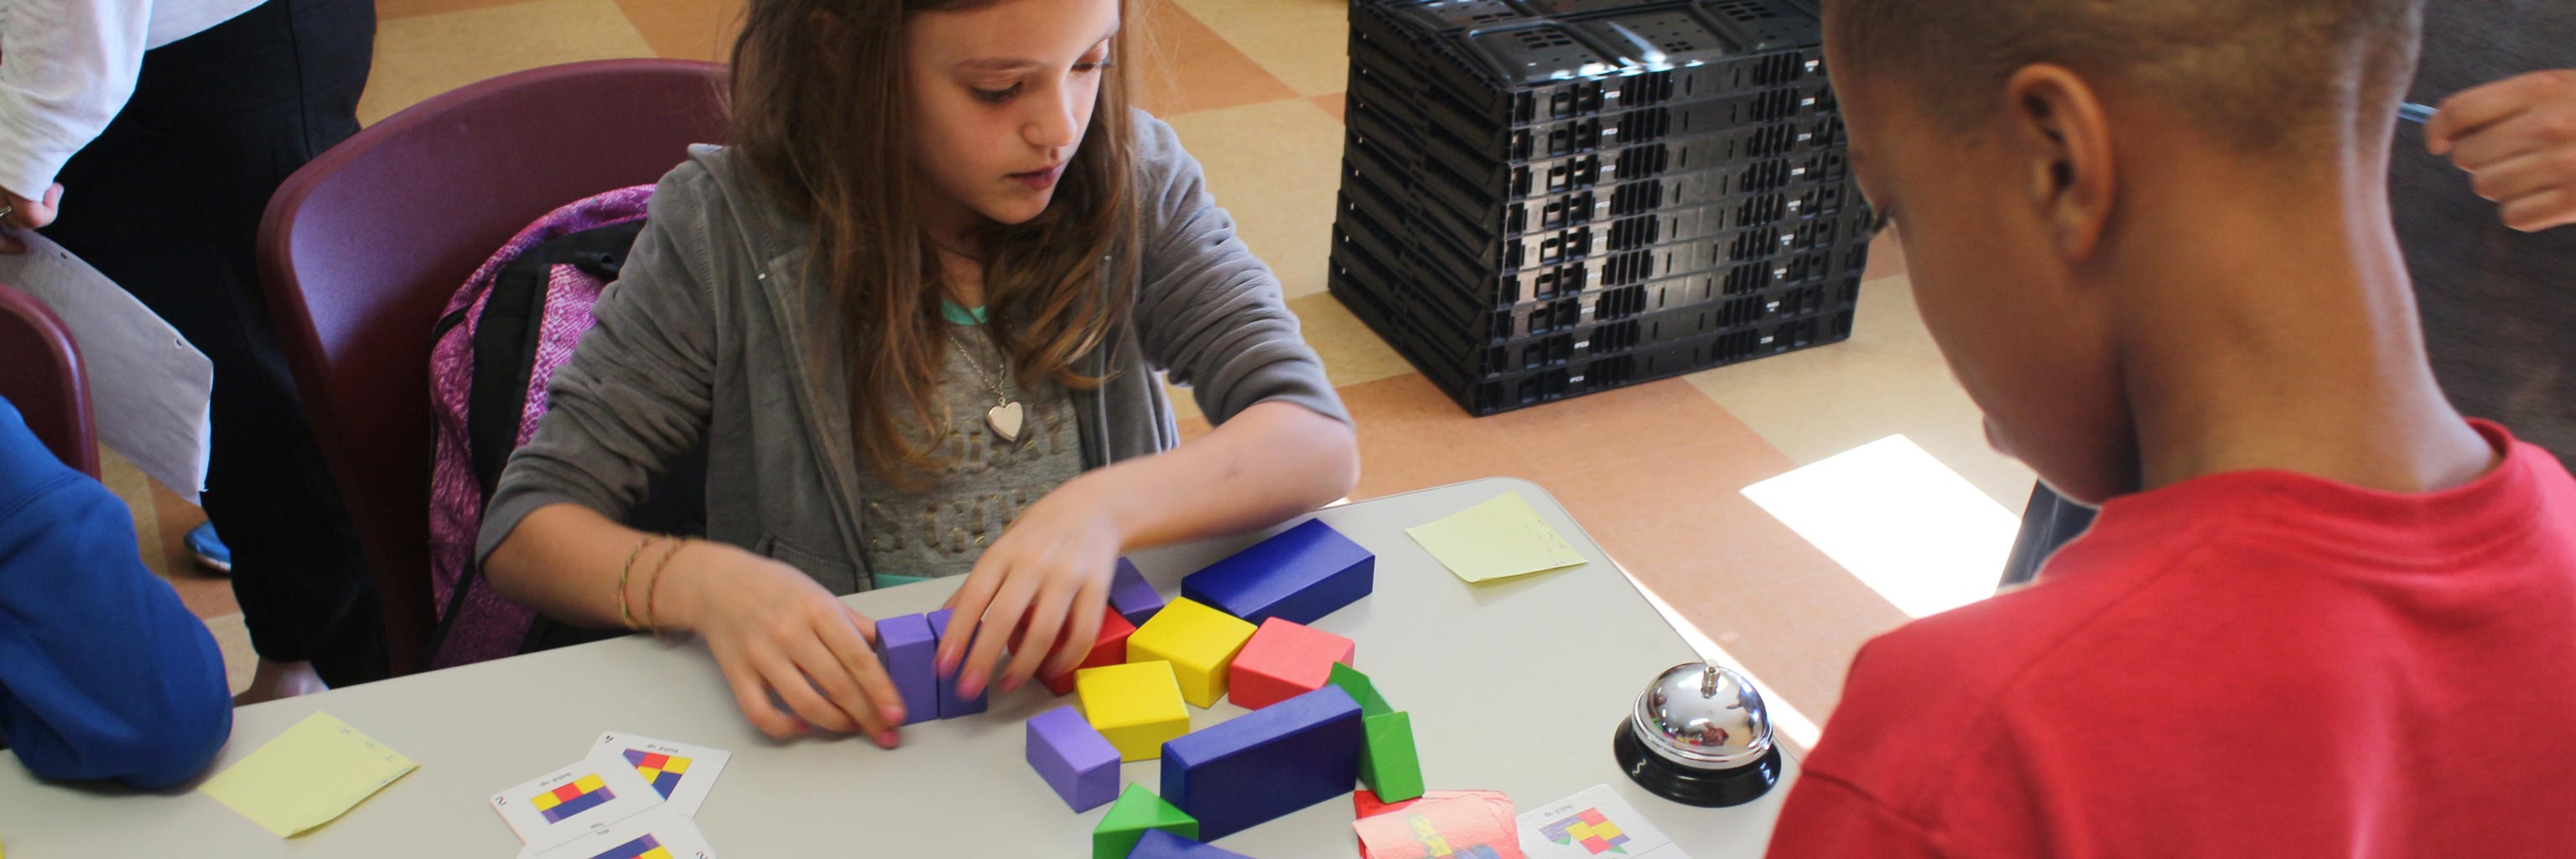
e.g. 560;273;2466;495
1078;661;1191;762
1125;597;1257;708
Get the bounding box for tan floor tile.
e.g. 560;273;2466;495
97;447;164;575
1292;291;1413;389
1862;230;1907;282
1171;0;1351;96
379;0;535;20
359;0;658;125
1311;91;1344;122
1161;98;1344;301
1161;290;1409;425
203;612;259;696
150;476;206;580
1133;0;1301;117
1686;275;2036;508
613;0;745;63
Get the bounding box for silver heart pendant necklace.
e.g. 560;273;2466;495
949;330;1024;444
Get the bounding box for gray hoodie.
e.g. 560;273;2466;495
475;111;1350;593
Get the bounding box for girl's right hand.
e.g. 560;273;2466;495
661;541;908;745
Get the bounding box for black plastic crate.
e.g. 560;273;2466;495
1336;180;1871;315
1348;0;1827;133
1330;230;1857;380
1333;273;1855;416
1333;0;1865;415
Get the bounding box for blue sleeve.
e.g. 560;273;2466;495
0;398;232;788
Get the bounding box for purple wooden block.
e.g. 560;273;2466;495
926;608;989;718
1125;829;1256;859
1026;705;1121;812
875;612;937;726
1110;558;1166;627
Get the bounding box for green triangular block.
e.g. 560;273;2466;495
1094;784;1199;859
1327;663;1394;717
1359;711;1424;803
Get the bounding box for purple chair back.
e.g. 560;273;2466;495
0;282;98;477
257;60;729;674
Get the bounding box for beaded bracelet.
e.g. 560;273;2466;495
617;534;663;631
641;536;695;635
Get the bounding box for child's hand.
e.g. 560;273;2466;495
661;541;907;744
935;475;1122;700
2426;70;2576;232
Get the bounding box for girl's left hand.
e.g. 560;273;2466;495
936;473;1124;700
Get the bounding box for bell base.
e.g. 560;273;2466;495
1613;719;1782;808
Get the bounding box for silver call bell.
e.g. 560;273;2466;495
1613;661;1783;807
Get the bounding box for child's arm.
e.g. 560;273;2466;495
477;165;902;743
937;112;1361;696
0;402;231;788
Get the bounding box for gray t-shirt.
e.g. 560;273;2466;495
2397;0;2575;466
853;322;1083;583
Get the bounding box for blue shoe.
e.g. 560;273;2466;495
185;522;233;574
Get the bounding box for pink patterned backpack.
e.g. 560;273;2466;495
423;185;706;668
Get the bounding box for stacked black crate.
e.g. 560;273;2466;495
1330;0;1872;416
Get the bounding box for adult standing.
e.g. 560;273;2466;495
0;0;386;697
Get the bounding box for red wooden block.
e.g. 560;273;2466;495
1020;606;1139;696
1228;617;1356;709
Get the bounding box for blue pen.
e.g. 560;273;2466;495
2398;102;2436;125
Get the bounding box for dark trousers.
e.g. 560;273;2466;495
1999;483;2098;589
39;0;386;685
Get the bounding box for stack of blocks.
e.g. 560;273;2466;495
1126;598;1257;708
1331;664;1423;803
1181;519;1374;626
1093;784;1197;859
1026;606;1140;696
1161;685;1364;841
1077;661;1191;762
873;613;938;726
924;609;988;717
1228;618;1355;710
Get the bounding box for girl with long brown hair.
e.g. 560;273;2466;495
478;0;1358;744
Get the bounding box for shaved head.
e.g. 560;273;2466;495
1826;0;2423;159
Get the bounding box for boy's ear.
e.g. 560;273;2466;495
2002;65;2117;263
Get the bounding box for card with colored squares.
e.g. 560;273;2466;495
491;757;662;851
520;808;716;859
590;731;730;817
1514;784;1687;859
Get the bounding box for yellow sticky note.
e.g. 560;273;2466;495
1405;492;1589;583
200;711;418;838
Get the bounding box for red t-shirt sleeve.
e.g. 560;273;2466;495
1764;770;1945;859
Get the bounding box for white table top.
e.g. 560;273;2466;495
0;478;1799;857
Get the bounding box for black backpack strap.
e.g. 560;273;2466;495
432;218;648;664
465;219;649;499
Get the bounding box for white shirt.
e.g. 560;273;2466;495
0;0;262;200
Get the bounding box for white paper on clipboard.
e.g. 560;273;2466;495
0;232;213;502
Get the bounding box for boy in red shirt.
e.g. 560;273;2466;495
1767;1;2576;856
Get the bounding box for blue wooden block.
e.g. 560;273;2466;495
926;608;989;718
1160;685;1363;841
873;612;937;726
1180;519;1374;627
1110;558;1166;627
1125;828;1257;859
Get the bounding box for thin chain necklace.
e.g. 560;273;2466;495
949;325;1025;444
